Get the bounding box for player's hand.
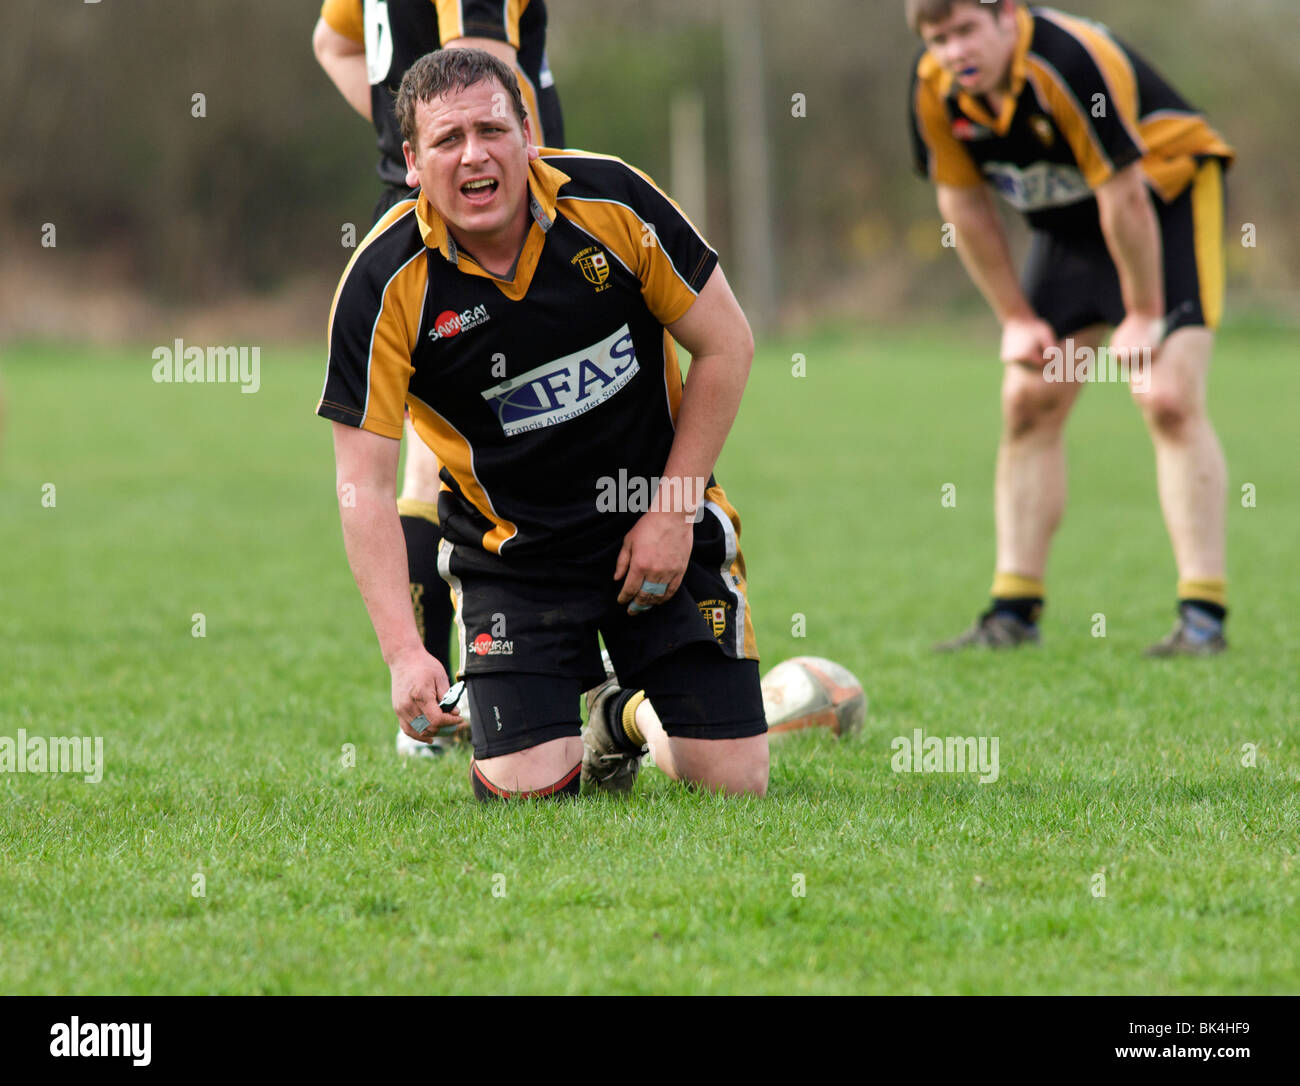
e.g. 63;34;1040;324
1110;313;1166;368
615;510;693;615
390;646;461;741
1000;316;1057;368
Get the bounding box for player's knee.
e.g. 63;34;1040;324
1001;371;1072;439
1134;386;1197;438
470;760;581;802
741;748;770;797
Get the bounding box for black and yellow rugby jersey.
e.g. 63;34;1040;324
317;151;721;568
909;5;1234;233
320;0;563;187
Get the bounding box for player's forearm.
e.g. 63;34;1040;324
939;186;1035;323
660;348;752;513
313;19;372;121
338;487;422;666
1097;173;1164;318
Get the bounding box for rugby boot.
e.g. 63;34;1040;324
1144;604;1227;657
933;609;1041;652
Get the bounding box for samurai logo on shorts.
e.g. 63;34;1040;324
572;246;610;289
479;325;639;436
698;599;729;641
471;633;514;656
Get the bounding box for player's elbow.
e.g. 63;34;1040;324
311;18;331;62
1096;165;1152;224
313;17;356;65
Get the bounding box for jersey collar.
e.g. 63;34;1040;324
415;156;571;271
952;4;1033;135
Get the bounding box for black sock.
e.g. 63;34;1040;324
605;688;643;752
1181;599;1227;625
990;597;1043;626
401;513;454;671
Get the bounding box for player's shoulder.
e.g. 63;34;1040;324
329;198;427;331
337;199;427;297
540;148;667;206
911;46;955;105
1026;6;1127;78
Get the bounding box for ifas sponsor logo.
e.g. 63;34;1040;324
480;325;638;436
430;304;491;341
50;1017;151;1067
983;160;1090;212
471;632;514;657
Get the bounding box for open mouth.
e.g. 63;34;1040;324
460;177;498;203
959;67;980;80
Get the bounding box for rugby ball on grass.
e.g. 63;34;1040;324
760;656;866;737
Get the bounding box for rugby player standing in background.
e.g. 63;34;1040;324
908;0;1235;655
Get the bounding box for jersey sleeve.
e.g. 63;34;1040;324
1027;16;1146;188
910;62;983;188
619;166;719;326
317;249;422;441
434;0;522;49
319;0;364;43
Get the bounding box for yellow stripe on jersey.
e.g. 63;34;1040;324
1037;10;1144;156
434;0;465;42
321;201;423;440
320;0;364;43
436;1;525;48
515;68;543;143
1138;113;1235;202
505;0;524;49
407;398;520;553
1025;57;1119;189
324;197;419;361
913;55;983;188
1192;159;1225;331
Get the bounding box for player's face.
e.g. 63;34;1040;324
920;2;1018;95
403;80;539;255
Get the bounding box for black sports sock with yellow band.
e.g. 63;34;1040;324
990;572;1045;627
398;498;454;672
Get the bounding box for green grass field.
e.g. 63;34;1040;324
1;321;1297;995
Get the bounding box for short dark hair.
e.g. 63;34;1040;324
395;48;528;148
905;0;1016;34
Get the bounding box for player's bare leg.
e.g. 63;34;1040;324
583;670;768;797
1131;327;1229;654
936;325;1104;650
994;325;1103;577
400;417;442;505
630;698;767;796
471;736;586;796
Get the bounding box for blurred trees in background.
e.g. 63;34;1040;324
1;0;1296;339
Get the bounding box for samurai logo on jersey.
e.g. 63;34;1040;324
951;118;995;142
430;304;491;342
480;325;639;437
984;160;1091;212
471;632;514;656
